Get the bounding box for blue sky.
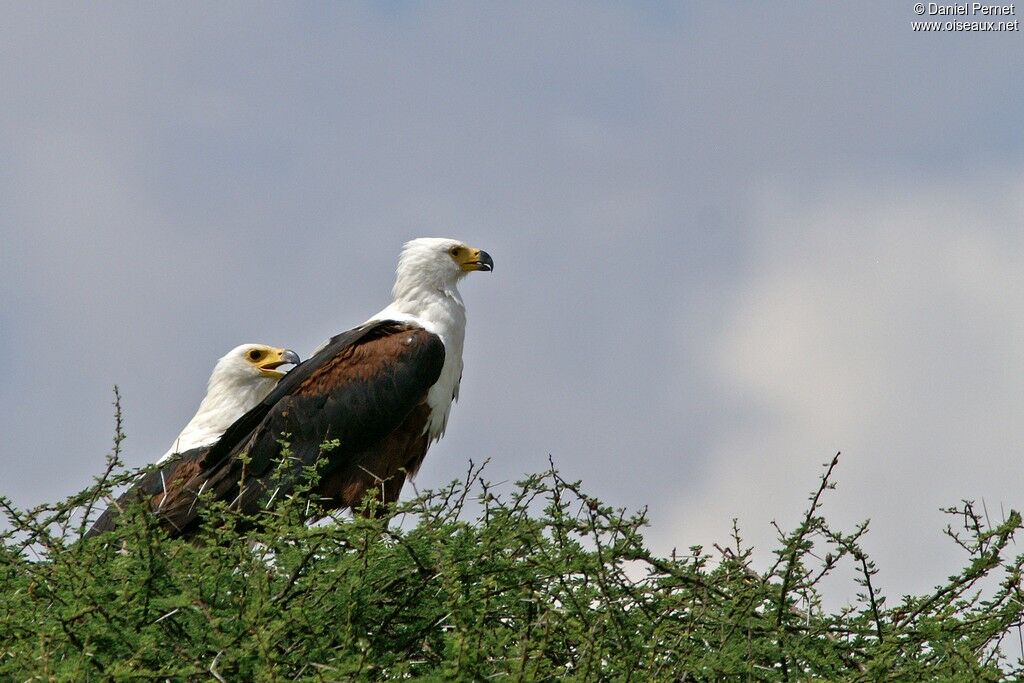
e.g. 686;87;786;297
2;2;1023;601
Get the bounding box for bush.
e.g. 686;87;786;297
2;395;1024;680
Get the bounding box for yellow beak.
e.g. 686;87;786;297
458;247;494;272
257;348;301;379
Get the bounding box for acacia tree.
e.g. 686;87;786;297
2;392;1023;680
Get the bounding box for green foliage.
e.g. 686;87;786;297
3;397;1024;680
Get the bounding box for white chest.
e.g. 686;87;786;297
372;290;467;441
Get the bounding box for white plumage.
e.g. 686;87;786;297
369;237;475;443
158;344;299;463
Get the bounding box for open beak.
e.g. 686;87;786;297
462;248;494;272
258;348;301;379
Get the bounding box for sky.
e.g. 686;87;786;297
2;2;1023;605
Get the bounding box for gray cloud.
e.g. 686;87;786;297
666;172;1024;593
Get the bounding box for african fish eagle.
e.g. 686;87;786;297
159;344;302;463
87;238;492;538
85;343;299;537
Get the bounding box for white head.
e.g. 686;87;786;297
392;237;493;301
209;344;302;387
160;344;300;462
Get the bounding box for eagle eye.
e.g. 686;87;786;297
249;350;263;361
449;245;461;256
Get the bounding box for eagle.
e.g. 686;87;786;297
87;238;492;538
86;344;300;537
159;344;302;463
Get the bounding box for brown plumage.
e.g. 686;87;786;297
86;447;208;537
317;402;432;511
87;237;492;540
88;321;444;538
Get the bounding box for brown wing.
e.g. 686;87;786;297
83;447;210;538
148;321;445;536
315;401;433;513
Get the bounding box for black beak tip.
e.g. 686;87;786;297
479;250;494;272
282;349;301;366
